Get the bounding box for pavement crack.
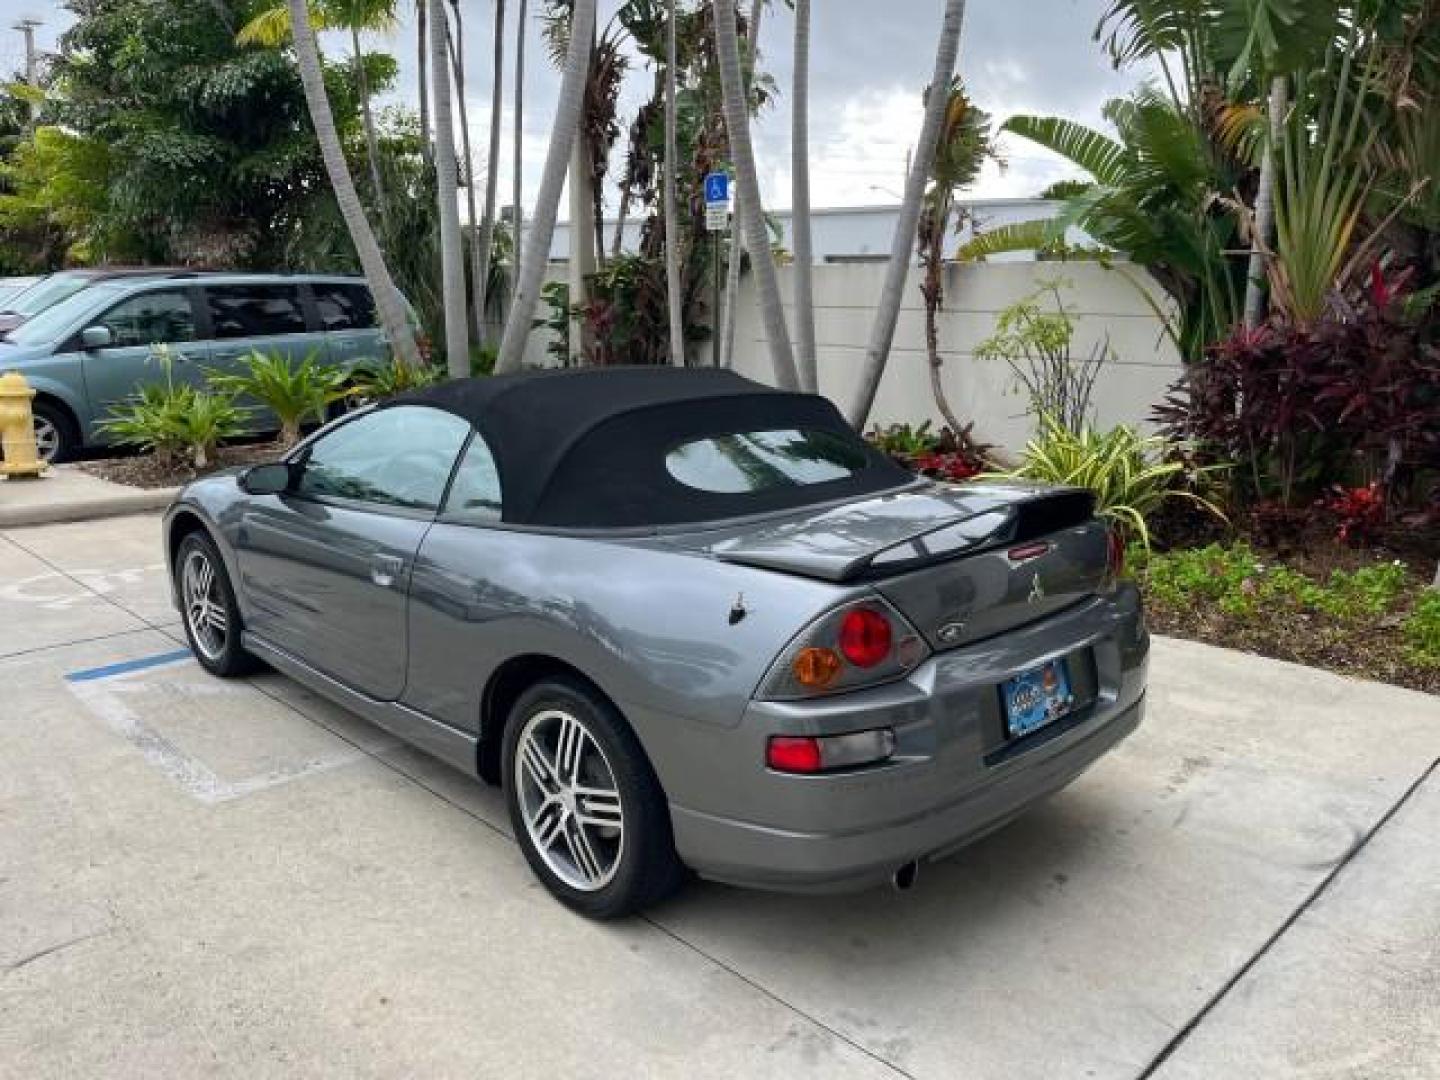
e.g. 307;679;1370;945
6;928;113;974
1135;753;1440;1079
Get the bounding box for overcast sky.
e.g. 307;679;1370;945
1;1;1148;212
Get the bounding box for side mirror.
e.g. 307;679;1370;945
80;326;114;350
239;462;295;496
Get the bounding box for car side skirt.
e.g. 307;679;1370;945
243;632;479;776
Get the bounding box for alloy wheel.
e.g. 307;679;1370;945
32;415;59;463
181;549;228;661
515;708;625;892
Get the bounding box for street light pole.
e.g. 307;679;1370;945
13;18;41;124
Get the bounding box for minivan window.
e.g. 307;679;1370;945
3;272;91;317
312;283;377;331
95;290;197;347
205;285;308;339
3;283;128;346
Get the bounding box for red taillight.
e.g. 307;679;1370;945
1106;528;1126;578
767;736;822;773
838;608;892;668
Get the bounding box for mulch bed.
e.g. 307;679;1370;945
79;441;285;490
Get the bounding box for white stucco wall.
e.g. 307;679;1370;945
728;261;1181;457
517;260;1182;459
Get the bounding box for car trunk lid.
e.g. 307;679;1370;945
676;482;1109;649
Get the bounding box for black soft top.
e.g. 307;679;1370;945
383;367;912;528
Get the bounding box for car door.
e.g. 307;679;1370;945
230;405;473;701
78;287;210;430
310;281;386;377
202;283;319;427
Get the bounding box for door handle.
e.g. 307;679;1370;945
371;554;405;588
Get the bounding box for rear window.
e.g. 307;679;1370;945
312;283;377;331
205;285;308;339
665;429;869;495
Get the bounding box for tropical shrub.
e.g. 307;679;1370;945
350;358;444;402
100;381;249;470
207;349;345;448
866;421;992;481
1404;590;1440;667
993;413;1223;548
974;282;1110;435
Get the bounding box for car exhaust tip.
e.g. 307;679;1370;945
892;860;919;892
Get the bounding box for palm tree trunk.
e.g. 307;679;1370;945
446;1;488;349
350;25;388;214
430;0;470;377
713;0;797;390
791;0;816;392
846;0;966;428
511;0;527;317
475;0;508;349
720;0;763;369
417;0;432;169
1244;75;1287;330
287;0;420;370
663;0;686;367
495;0;596;374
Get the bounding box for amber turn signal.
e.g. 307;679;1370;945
791;646;843;689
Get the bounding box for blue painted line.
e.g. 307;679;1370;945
65;648;194;683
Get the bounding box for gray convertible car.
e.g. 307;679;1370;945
164;367;1148;917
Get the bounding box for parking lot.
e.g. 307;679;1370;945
3;511;1438;1079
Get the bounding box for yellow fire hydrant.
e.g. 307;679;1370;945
0;371;46;479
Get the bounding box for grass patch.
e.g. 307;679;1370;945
1131;543;1439;693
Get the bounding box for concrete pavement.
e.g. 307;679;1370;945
2;512;1437;1079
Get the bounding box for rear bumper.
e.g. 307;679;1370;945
671;693;1142;892
665;587;1148;892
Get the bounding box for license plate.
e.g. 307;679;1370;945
1001;659;1076;739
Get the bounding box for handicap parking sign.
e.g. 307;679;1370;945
704;171;730;205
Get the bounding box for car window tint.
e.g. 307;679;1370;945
443;435;503;522
296;406;470;511
95;290;197;348
665;429;868;494
312;283;377;331
205;285;308;339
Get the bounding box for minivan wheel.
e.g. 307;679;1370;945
175;533;260;678
502;678;684;918
32;400;78;464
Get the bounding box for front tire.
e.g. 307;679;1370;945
502;678;683;918
175;532;260;677
32;400;79;464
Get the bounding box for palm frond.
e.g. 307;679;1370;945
955;218;1067;261
1001;116;1131;186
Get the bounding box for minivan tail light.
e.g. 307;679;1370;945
766;729;896;774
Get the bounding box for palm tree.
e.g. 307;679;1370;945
430;0;470;377
791;0;816;391
713;0;797;390
444;0;489;348
916;82;992;433
663;0;686;366
512;0;528;315
285;0;421;368
1244;75;1286;329
846;0;967;429
417;0;432;167
476;0;509;347
239;0;396;213
494;0;597;373
720;0;763;369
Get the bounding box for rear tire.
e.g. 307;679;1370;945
175;532;261;678
502;677;684;918
32;400;79;464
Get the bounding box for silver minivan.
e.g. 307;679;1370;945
0;273;412;462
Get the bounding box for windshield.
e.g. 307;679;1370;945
1;273;93;317
0;279;38;308
665;429;870;495
3;283;127;346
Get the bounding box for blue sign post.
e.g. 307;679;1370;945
703;172;731;369
704;171;730;205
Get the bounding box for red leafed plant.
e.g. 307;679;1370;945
912;451;982;482
1325;482;1387;545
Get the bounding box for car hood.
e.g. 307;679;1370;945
664;481;1090;582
